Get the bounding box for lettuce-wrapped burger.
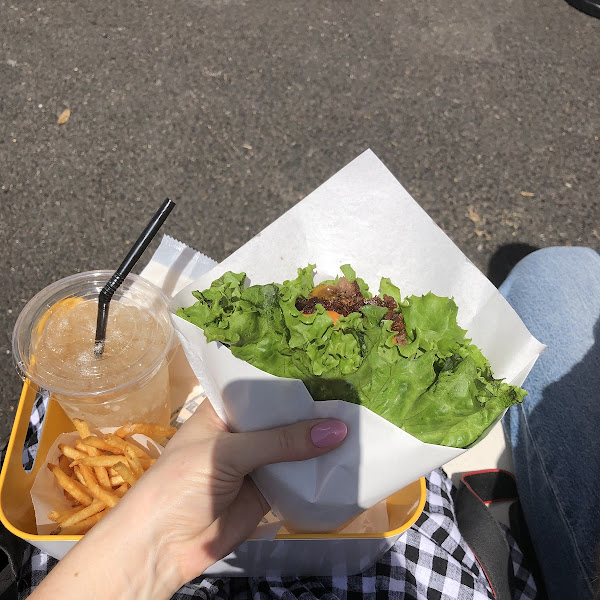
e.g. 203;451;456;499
177;265;525;448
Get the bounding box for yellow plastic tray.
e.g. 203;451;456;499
0;381;426;573
0;381;80;543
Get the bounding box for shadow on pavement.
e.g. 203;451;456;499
487;244;539;288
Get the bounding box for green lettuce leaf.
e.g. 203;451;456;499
399;356;526;447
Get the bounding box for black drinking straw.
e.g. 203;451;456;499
94;198;176;357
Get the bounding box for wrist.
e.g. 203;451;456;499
31;494;185;600
96;491;185;599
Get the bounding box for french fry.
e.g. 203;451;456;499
59;509;108;535
114;483;129;498
82;436;119;454
76;440;111;486
74;439;92;455
103;433;151;459
95;466;112;490
63;490;79;506
109;475;126;486
59;499;105;528
78;465;120;508
72;418;92;439
113;462;137;487
70;455;126;468
125;447;144;478
73;466;86;486
140;457;157;469
81;441;100;457
48;505;86;523
59;444;88;461
47;464;93;507
58;454;73;477
115;423;176;439
70;476;96;501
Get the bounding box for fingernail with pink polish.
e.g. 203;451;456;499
310;420;348;448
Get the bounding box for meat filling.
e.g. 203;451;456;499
295;277;407;345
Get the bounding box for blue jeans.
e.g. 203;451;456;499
500;247;600;600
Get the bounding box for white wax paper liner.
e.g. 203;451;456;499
169;150;546;532
31;429;162;535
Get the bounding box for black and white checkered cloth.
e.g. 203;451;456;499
6;393;537;600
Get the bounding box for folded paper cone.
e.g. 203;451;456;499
171;150;545;532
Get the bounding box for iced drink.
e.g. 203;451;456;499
13;271;175;428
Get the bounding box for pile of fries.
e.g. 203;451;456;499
46;419;176;535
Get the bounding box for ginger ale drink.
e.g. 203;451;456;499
13;271;175;428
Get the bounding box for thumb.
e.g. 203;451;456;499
228;419;348;475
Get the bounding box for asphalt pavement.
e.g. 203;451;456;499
1;0;599;448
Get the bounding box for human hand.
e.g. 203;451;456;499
30;400;347;600
127;399;348;585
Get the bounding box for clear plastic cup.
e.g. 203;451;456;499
12;271;176;428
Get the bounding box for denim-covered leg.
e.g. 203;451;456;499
499;246;600;600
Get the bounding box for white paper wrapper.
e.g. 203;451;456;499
140;234;217;297
170;150;545;532
31;430;163;535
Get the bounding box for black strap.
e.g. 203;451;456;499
0;526;27;600
508;500;547;599
454;469;547;600
0;442;29;599
455;470;515;600
460;470;518;504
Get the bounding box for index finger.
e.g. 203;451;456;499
180;398;230;434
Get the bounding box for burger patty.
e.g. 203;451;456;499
295;277;408;345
